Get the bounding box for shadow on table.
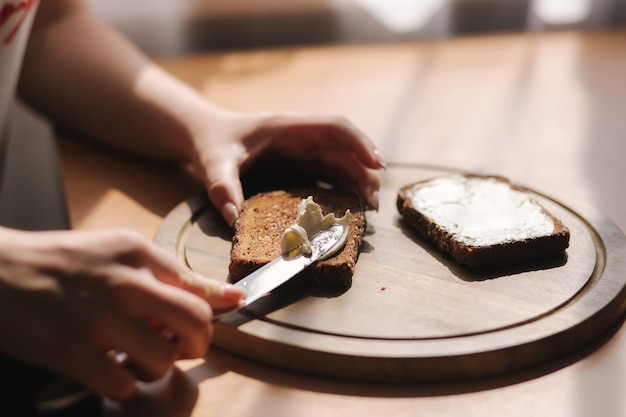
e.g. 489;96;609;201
174;310;625;400
395;215;569;281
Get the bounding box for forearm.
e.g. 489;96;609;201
16;1;383;225
17;0;220;163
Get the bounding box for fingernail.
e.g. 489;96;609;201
222;203;239;227
368;190;379;211
374;149;387;170
221;283;245;303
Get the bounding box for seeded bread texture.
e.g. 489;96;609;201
229;188;367;288
396;175;570;269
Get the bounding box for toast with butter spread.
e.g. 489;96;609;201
229;188;367;287
396;174;570;268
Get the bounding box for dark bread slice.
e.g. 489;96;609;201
396;174;570;269
229;187;367;287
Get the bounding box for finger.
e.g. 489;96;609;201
117;272;213;360
315;150;382;210
77;351;137;401
208;179;243;228
181;273;245;310
325;117;386;170
204;155;244;227
267;114;386;170
154;262;245;310
139;243;245;309
241;149;381;211
102;310;180;382
146;285;213;360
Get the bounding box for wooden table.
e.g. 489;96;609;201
59;29;626;417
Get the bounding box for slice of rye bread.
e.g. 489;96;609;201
229;187;367;288
396;174;570;269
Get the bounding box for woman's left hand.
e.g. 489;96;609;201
186;110;386;226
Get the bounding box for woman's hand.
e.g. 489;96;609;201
186;110;386;226
0;227;244;401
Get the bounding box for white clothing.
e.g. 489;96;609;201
0;0;39;142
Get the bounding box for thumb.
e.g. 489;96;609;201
186;273;246;311
205;159;244;227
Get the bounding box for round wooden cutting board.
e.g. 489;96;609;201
154;164;626;383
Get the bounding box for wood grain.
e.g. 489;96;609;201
53;29;626;417
154;164;626;383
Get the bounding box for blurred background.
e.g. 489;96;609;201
3;0;626;231
85;0;626;56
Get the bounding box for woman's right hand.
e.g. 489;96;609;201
0;226;244;401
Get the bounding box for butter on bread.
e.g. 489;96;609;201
396;174;570;268
229;187;367;287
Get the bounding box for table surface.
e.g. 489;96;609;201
59;29;626;417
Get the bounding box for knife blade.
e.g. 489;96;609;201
229;221;349;309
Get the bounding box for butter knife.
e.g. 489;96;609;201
225;221;349;311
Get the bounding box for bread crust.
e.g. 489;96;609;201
229;188;367;287
396;175;570;268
